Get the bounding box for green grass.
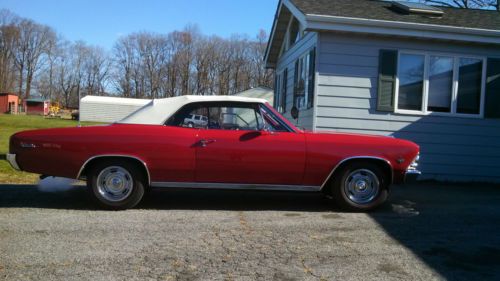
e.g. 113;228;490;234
0;114;99;184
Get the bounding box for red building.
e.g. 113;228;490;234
23;97;50;115
0;93;19;114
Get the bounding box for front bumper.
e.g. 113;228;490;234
404;169;421;183
6;153;20;170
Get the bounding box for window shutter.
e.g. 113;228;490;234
485;58;500;119
377;50;398;112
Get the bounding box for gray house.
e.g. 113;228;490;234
265;0;500;182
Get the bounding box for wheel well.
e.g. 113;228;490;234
321;158;393;194
78;156;150;185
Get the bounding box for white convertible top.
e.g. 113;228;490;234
118;95;269;125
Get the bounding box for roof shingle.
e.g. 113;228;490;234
290;0;500;31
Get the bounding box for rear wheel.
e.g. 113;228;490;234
330;162;388;212
87;160;145;210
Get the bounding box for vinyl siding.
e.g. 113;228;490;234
316;32;500;182
276;32;318;130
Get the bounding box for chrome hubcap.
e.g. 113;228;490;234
97;166;133;202
344;169;380;205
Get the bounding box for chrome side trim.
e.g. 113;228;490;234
6;153;20;170
76;155;151;185
151;182;321;192
319;156;394;191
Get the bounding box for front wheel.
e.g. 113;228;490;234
87;160;146;210
330;162;388;212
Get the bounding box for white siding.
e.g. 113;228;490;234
276;32;318;130
316;32;500;182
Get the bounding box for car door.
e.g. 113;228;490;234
195;103;306;185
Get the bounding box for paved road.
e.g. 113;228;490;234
1;183;499;281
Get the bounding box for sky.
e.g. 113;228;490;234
0;0;279;50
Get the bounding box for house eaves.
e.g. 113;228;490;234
306;14;500;45
265;0;500;69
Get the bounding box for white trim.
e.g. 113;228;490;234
275;70;284;113
451;57;459;114
395;50;487;118
293;47;316;111
480;59;488;119
422;54;430;112
312;33;320;132
282;0;308;27
305;14;500;45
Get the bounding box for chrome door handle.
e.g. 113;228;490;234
199;139;216;147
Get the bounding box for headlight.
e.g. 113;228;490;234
408;153;419;170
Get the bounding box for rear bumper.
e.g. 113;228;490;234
6;153;20;171
404;169;421;183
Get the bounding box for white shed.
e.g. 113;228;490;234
80;96;151;123
235;86;274;105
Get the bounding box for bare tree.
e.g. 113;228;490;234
53;41;76;107
3;9;274;106
0;10;19;92
419;0;499;10
113;36;136;97
83;45;110;96
14;19;56;99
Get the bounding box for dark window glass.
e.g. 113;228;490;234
167;103;262;131
259;105;290;132
210;106;261;131
281;68;288;113
273;72;281;111
289;19;300;46
398;54;424;110
166;105;209;129
457;58;482;114
307;48;316;109
428;56;453;112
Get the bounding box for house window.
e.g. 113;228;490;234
274;69;288;113
428;56;453;112
398;54;424;111
274;73;281;111
457;58;483;114
293;48;315;110
396;51;485;117
281;68;288;113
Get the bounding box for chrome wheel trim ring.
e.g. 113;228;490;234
96;166;134;202
343;169;380;205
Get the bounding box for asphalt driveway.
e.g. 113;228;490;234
0;183;499;281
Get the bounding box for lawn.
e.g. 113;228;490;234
0;114;98;184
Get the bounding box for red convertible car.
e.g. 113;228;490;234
7;96;420;211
